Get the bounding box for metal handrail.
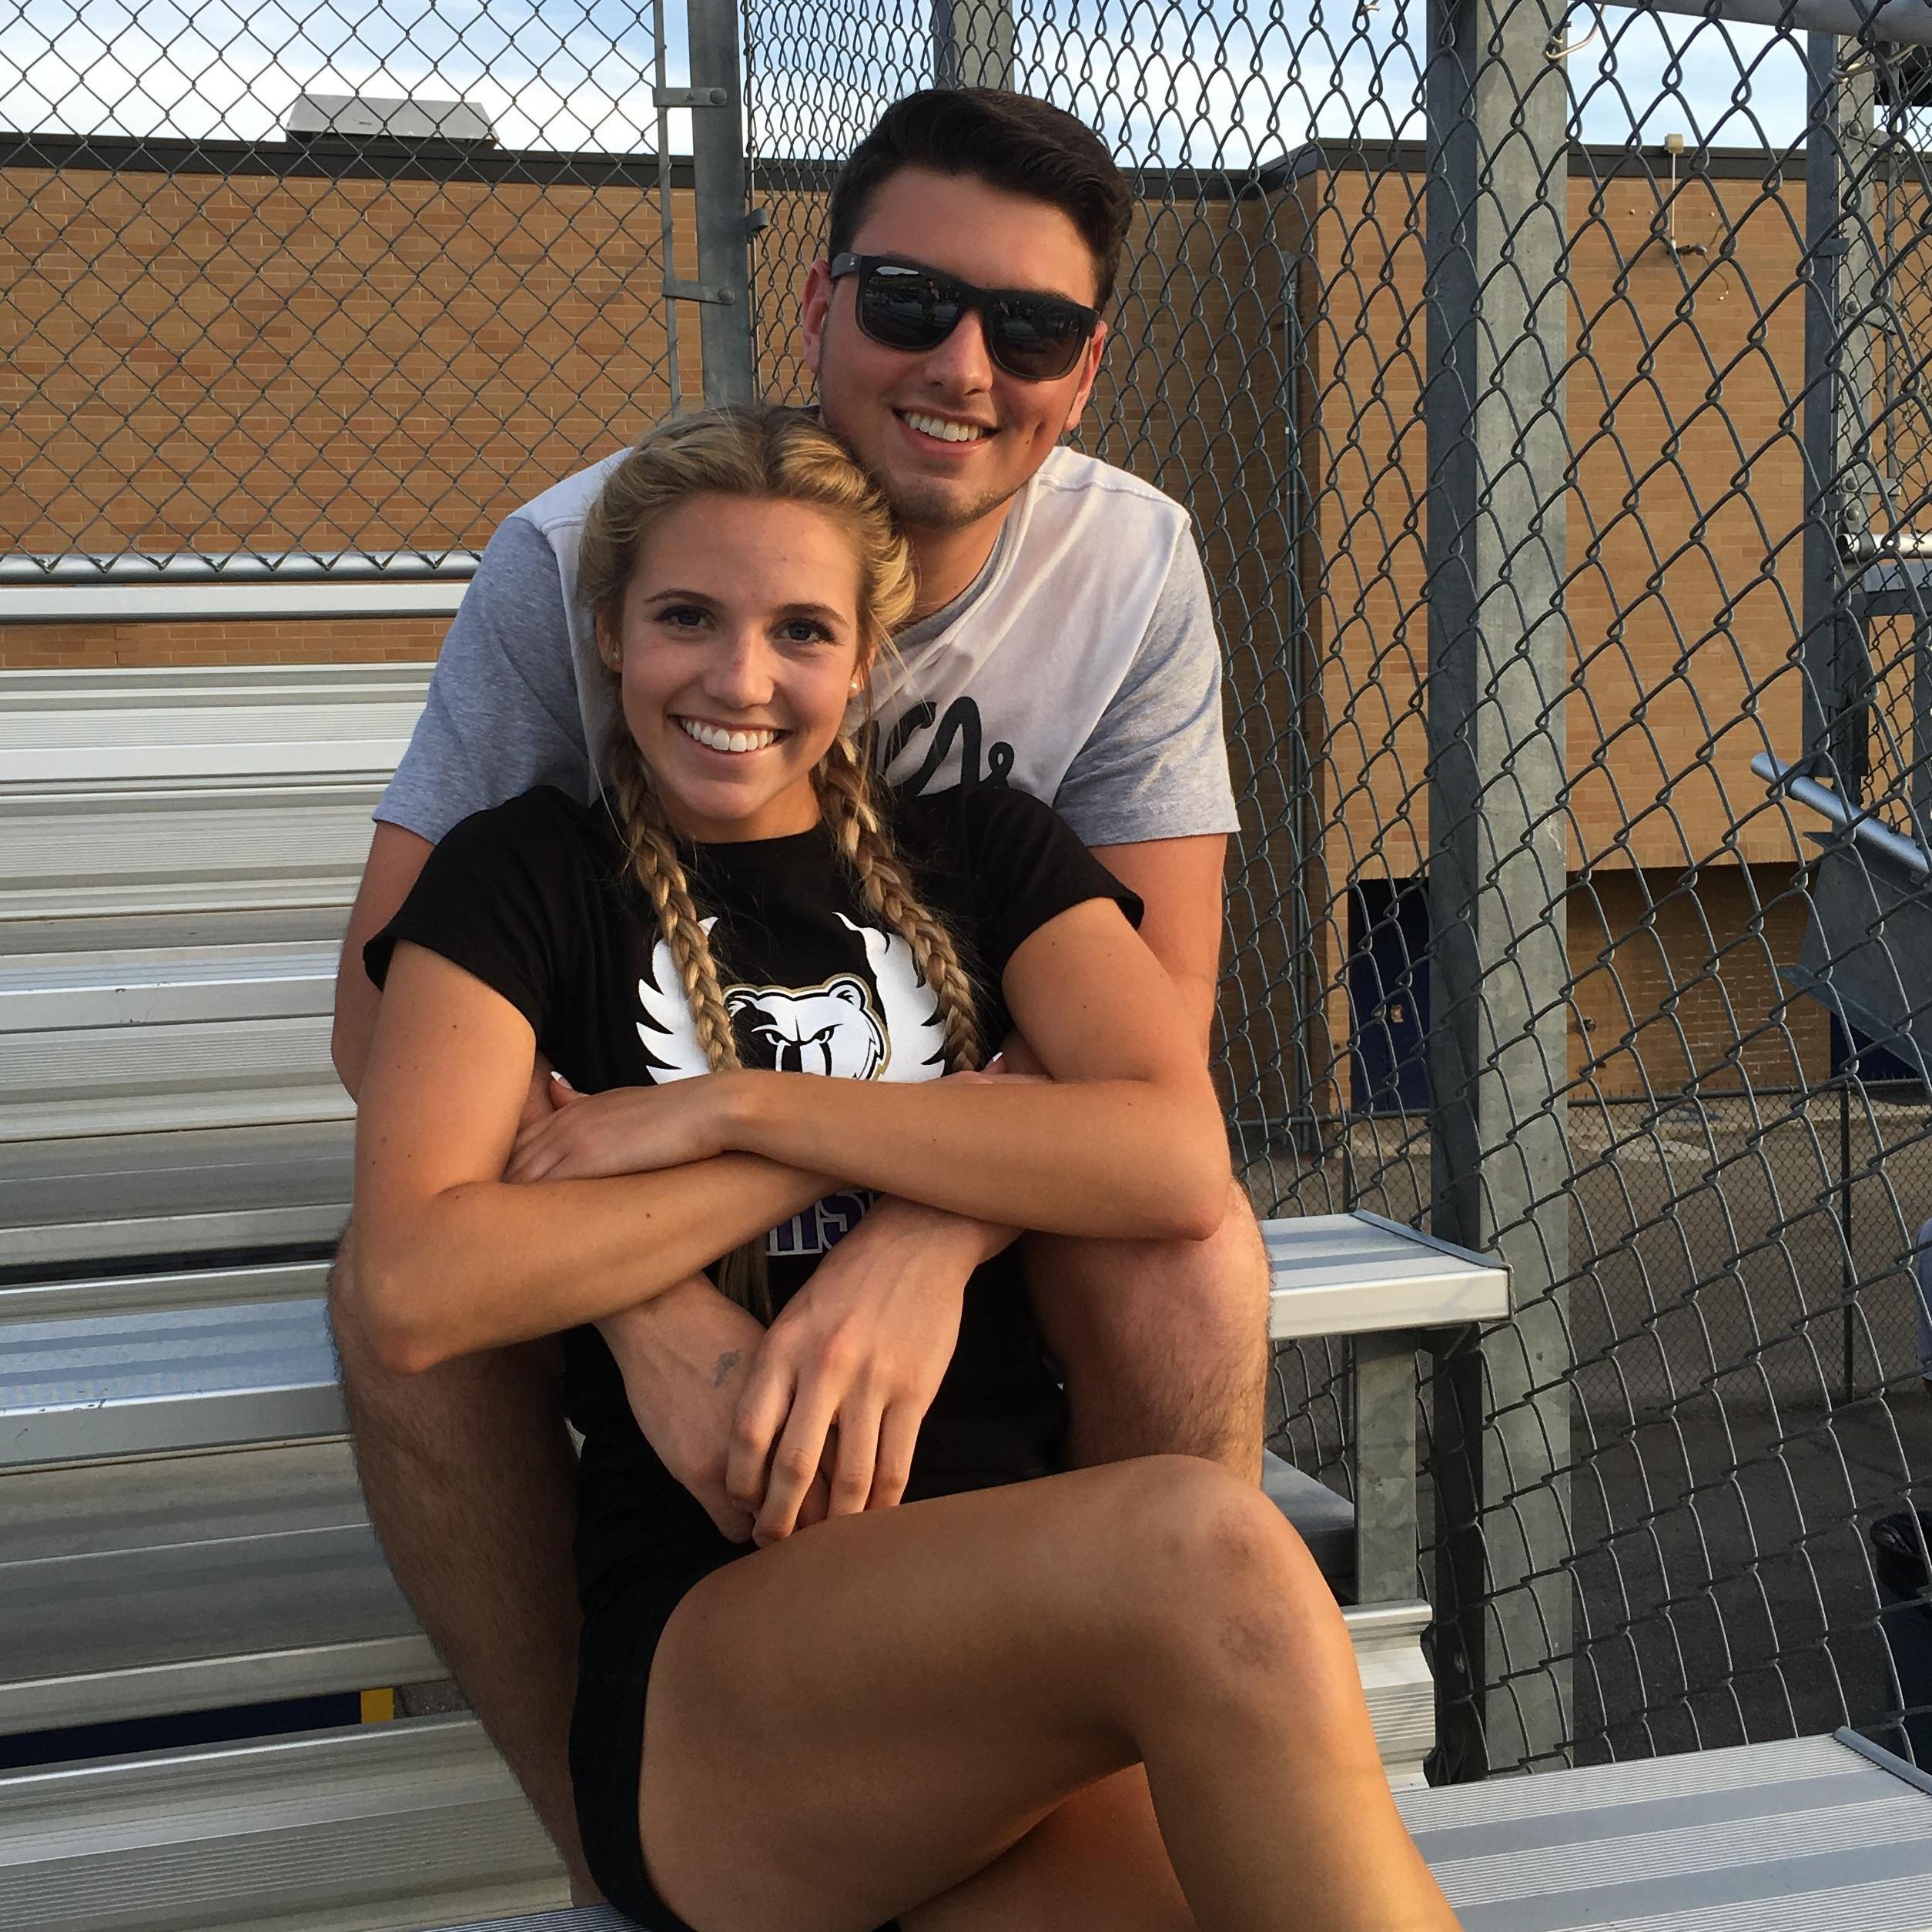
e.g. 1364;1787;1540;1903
1753;752;1932;879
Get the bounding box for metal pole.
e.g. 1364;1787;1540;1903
1424;0;1574;1777
1842;1070;1857;1405
932;0;1016;89
1800;36;1880;792
686;0;757;407
1281;209;1326;1164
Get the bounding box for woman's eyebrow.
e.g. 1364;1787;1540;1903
644;586;717;603
773;601;844;624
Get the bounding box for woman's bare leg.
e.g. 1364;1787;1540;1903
639;1456;1454;1932
907;1768;1190;1932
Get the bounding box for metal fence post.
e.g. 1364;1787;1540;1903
1423;0;1574;1776
1801;33;1880;792
933;0;1016;88
686;0;757;407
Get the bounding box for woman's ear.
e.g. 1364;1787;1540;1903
594;613;621;672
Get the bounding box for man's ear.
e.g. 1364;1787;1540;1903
1064;316;1109;429
800;259;834;377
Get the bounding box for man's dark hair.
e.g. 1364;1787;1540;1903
827;89;1134;309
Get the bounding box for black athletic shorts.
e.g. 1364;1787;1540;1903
569;1534;904;1932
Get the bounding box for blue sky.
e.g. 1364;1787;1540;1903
2;0;1824;161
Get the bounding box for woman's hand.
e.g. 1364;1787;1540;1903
725;1198;983;1546
598;1279;830;1544
506;1073;730;1182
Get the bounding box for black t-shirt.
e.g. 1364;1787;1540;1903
367;782;1141;1608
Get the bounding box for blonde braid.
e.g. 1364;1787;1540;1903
816;732;983;1074
608;724;772;1320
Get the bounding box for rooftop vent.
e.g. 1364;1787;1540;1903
286;94;496;145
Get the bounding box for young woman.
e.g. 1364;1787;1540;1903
353;407;1458;1932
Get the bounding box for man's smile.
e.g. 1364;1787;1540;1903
896;407;994;446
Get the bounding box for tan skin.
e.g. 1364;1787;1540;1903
355;494;1455;1932
329;167;1267;1900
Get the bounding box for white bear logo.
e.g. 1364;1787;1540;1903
725;976;887;1078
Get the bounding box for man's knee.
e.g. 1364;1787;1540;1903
329;1222;565;1466
1032;1181;1269;1362
1026;1185;1270;1472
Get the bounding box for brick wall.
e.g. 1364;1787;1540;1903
2;146;705;668
0;616;450;668
1293;157;1820;881
1570;861;1828;1097
4;146;1854;1097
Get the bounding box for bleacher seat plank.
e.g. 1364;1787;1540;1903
0;1257;329;1322
1401;1730;1932;1930
3;783;387;926
430;1915;628;1932
0;1441;438;1733
0;1120;350;1271
375;1734;1932;1932
0;939;339;1030
0;1714;567;1932
0;664;430;789
0;1300;343;1465
1266;1210;1510;1340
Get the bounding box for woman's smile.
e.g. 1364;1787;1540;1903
673;716;789;755
604;494;867;842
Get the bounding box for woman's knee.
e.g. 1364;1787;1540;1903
1104;1456;1352;1695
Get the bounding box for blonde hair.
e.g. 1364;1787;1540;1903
581;406;983;1319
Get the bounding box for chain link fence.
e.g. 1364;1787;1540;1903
735;0;1932;1777
7;0;1932;1785
2;0;693;567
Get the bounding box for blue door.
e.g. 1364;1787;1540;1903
1348;877;1431;1115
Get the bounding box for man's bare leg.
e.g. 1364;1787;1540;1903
329;1228;596;1899
1025;1180;1270;1479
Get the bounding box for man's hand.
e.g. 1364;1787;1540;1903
598;1280;829;1542
725;1195;1013;1546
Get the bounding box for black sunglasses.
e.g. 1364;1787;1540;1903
828;253;1101;382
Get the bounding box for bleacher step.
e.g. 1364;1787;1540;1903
0;1299;343;1465
0;1441;438;1733
0;1713;567;1932
0;1120;350;1271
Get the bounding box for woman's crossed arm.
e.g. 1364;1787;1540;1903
352;942;834;1375
509;898;1232;1245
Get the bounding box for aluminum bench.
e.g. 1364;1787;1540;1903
0;661;1510;1917
0;1289;1431;1763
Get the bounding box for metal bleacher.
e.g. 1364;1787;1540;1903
0;661;1517;1928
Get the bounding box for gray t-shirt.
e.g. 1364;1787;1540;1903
378;444;1239;849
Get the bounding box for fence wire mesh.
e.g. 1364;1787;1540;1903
1;0;690;564
732;0;1932;1776
6;0;1932;1788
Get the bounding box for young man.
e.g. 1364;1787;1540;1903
329;87;1270;1898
